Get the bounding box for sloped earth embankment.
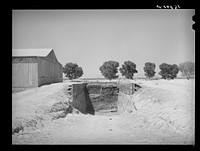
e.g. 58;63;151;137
12;80;195;144
117;80;195;144
12;83;80;138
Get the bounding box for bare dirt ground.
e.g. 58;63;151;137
12;79;195;144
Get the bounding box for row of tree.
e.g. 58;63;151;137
63;61;194;80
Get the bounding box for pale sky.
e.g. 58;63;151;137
12;9;195;78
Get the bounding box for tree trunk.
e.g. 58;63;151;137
187;73;190;80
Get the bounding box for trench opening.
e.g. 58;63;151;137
68;82;141;116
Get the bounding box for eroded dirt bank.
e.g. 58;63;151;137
12;79;195;144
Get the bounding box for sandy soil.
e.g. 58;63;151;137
12;79;195;144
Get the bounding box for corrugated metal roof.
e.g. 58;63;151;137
12;48;53;57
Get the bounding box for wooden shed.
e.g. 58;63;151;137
12;48;63;91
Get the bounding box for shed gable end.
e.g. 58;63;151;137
46;50;59;63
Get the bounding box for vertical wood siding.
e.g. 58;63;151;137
38;58;63;86
12;50;63;89
12;62;38;88
28;63;38;86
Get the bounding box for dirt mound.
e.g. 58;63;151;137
12;83;80;136
12;101;80;135
12;80;195;144
117;85;194;143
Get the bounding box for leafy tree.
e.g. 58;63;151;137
63;62;83;80
159;63;170;79
143;62;156;79
159;63;179;80
119;61;138;79
170;64;179;79
99;60;119;80
179;61;195;79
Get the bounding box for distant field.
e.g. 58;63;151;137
63;76;195;81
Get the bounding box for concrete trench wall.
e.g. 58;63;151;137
69;82;141;115
119;83;141;95
71;83;95;115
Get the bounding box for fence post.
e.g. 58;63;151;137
132;83;133;95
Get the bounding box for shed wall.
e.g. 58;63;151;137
46;50;58;63
38;58;63;86
12;50;63;89
12;60;38;89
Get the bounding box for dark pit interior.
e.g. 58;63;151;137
87;82;119;113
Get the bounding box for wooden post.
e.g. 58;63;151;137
132;83;133;95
